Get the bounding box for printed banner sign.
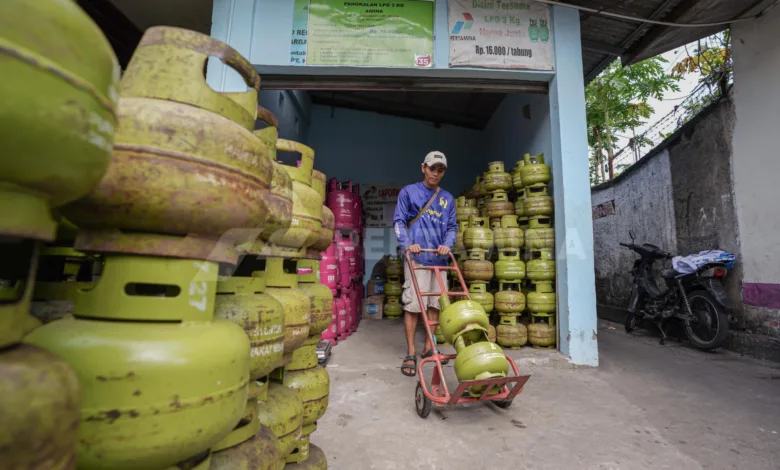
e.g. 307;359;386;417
305;0;434;67
592;200;616;220
290;0;310;65
362;185;404;227
448;0;554;70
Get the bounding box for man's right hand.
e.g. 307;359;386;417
408;244;422;254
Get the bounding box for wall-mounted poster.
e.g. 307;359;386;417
305;0;434;67
448;0;555;70
362;185;404;228
290;0;310;65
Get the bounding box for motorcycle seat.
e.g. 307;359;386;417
661;268;682;279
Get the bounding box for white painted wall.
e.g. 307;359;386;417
732;7;780;285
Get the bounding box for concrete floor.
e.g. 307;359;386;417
313;319;780;470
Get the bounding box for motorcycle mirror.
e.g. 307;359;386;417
629;230;636;241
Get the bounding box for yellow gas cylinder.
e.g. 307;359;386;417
468;282;494;313
496;316;528;349
384;275;402;297
525;216;555;250
492;215;523;249
311;205;335;253
25;256;251;470
285;443;328;470
486;191;514;219
215;275;285;392
528;316;557;349
477;196;487;217
523;183;553;217
258;258;312;365
311;170;327;204
517;216;530;232
435;325;447;345
384;297;403;318
282;365;329;464
483;161;513;192
488;324;497;343
463;216;493;251
386;255;403;278
258;382;303;459
454;223;467;252
471;176;484;199
463;250;494;283
521;153;551;186
210;424;283;470
494;249;526;283
494;282;526;315
456;196;479;223
254;150;293;244
512;159;525;191
527;281;557;315
514;188;526;217
31;246;97;324
297;259;334;336
527;249;556;283
270;140;323;250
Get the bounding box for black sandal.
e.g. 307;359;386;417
422;349;449;365
401;355;417;377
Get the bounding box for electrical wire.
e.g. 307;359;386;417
535;0;779;28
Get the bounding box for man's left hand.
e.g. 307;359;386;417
436;245;450;256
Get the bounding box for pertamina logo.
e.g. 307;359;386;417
451;13;476;41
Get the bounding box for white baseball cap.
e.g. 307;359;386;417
423;151;447;168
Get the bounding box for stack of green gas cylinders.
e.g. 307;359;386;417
384;255;403;318
514;153;557;349
5;3;331;467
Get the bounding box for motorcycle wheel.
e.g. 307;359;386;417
683;290;729;351
624;312;640;333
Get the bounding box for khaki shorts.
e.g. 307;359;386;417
402;260;448;313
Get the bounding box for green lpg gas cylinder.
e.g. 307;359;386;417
525;217;555;249
453;338;510;397
297;260;334;336
0;0;119;241
514;189;526;217
311;170;327;204
527;249;556;283
492;215;523;249
270;140;322;250
258;383;303;459
464;216;493;250
288;336;319;371
494;250;526;283
468;282;494;314
282;366;329;463
285;443;327;470
497;316;528;349
528;318;557;349
512;160;525;191
255;147;293;244
438;296;490;345
454;223;467;252
482;161;513;193
31;246;97;324
386;256;402;277
384;276;402;297
25;306;250;468
434;325;447;344
210;424;283;470
0;343;80;470
488;324;497;343
212;397;261;453
463;250;494;283
215;275;285;386
486;191;514;219
259;258;312;364
527;282;556;315
521;153;551;186
1;240;38;348
456;197;479;223
523;184;553;217
384;297;403;318
471;176;485;199
311;206;335;253
494;283;526;315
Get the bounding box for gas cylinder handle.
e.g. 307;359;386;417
276;139;314;185
256;106;279;128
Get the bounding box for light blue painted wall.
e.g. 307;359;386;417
548;5;598;366
259;90;312;143
482;93;552;170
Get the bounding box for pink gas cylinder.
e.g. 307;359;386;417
352;183;362;234
328;178;357;230
321;297;339;345
336;231;357;288
336;294;350;340
320;242;340;295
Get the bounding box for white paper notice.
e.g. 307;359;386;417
448;0;555;70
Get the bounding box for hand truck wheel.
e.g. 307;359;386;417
494;400;512;409
415;381;432;418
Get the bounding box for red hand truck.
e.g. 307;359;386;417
405;248;531;418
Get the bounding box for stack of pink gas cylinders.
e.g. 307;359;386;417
319;178;365;345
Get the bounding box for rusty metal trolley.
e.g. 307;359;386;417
404;248;531;418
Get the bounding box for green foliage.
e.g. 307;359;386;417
586;57;680;184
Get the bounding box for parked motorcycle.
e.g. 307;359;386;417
621;231;732;350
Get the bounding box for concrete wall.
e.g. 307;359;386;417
591;150;677;313
259;90;312;143
482;93;553;171
731;6;780;359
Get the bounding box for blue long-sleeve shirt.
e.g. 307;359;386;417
393;182;457;266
